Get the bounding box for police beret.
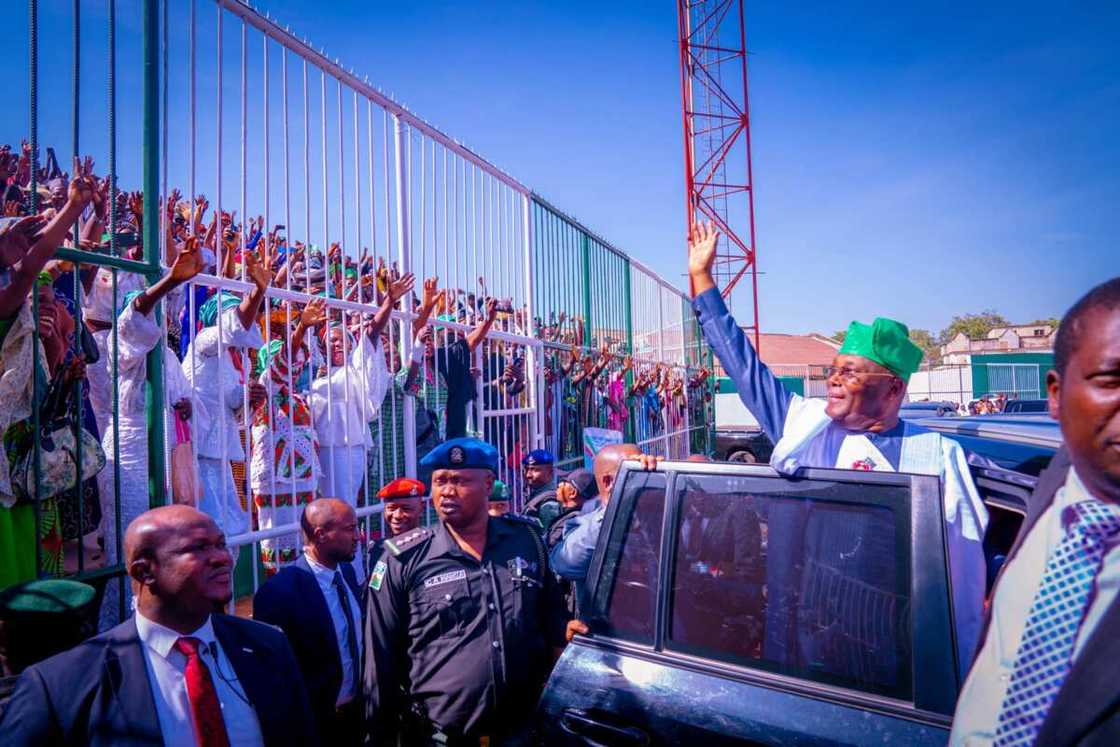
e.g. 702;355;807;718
561;468;597;503
377;477;426;500
420;437;500;474
489;480;510;502
0;579;96;618
522;449;555;467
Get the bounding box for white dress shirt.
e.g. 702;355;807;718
950;467;1120;746
134;611;264;747
305;553;364;705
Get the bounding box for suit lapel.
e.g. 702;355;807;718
104;619;163;744
341;561;363;608
295;557;340;651
1037;597;1120;745
213;615;277;741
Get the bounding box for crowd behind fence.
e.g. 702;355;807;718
2;0;713;623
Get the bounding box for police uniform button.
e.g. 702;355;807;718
444;593;452;601
492;641;500;649
488;603;495;611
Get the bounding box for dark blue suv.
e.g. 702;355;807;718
537;455;1045;745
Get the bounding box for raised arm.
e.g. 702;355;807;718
238;250;271;330
291;297;327;355
133;237;204;317
466;297;499;353
412;276;441;336
688;220;792;441
368;273;415;343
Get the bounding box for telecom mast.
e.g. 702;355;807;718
677;0;760;345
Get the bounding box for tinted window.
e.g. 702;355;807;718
667;473;913;701
594;472;666;645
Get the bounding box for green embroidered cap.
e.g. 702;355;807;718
837;317;923;379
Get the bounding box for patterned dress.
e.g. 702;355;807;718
250;343;319;574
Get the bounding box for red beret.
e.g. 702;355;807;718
377;477;426;500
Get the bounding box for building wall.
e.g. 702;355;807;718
971;352;1056;400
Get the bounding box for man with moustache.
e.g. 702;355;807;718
254;498;365;745
0;505;316;746
687;219;989;670
363;438;565;746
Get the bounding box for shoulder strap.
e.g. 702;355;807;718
383;526;433;558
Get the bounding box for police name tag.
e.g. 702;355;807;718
369;560;388;591
423;569;467;589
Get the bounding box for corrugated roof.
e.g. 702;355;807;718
754;333;840;366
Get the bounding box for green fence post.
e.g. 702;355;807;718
579;233;592;348
623;257;635;441
142;0;165;507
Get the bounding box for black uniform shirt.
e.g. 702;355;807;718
363;515;565;742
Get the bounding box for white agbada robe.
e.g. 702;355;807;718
97;302;193;630
182;307;263;540
84;268;147;437
770;395;989;671
310;334;391;580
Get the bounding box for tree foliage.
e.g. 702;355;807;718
909;328;939;364
938;310;1010;345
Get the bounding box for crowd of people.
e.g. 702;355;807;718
0;142;709;615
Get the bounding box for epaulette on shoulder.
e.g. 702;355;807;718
383;526;433;558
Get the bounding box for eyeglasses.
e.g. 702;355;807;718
825;366;899;384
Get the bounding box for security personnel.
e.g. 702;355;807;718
363;438;566;745
367;477;426;571
488;479;512;517
521;449;555;510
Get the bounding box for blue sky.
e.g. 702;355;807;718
9;1;1118;336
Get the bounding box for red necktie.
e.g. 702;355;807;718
173;637;232;747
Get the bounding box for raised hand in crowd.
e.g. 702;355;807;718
237;249;272;330
291;296;327;354
127;191;144;231
133;237;205;318
0;158;98;319
466;297;500;353
0;214;45;271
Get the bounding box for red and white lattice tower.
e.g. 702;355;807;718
677;0;760;345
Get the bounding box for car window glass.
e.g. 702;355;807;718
594;472;666;645
667;473;913;701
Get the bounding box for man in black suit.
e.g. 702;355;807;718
952;276;1120;746
254;498;364;745
0;504;317;746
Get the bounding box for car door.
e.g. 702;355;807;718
537;462;959;746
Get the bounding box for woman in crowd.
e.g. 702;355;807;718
250;297;324;574
181;252;270;549
96;239;203;627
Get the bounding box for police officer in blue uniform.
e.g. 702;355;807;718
520;448;555;511
362;438;566;746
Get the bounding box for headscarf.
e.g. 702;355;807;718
257;338;283;373
117;289;144;317
198;291;241;328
